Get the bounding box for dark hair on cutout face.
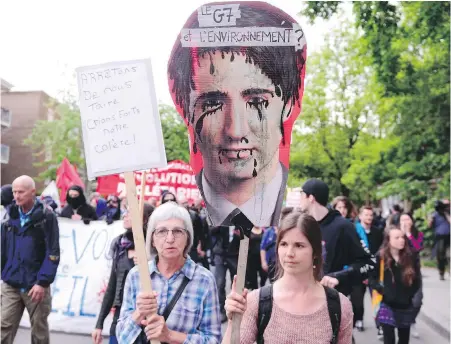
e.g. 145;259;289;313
274;210;323;281
168;2;306;145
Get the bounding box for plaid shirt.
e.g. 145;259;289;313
116;256;221;344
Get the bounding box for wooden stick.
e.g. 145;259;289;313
124;171;160;344
230;234;250;343
139;171;147;219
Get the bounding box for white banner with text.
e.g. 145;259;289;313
20;219;125;335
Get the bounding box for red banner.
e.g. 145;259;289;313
96;160;200;202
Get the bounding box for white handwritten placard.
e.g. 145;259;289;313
76;59;167;180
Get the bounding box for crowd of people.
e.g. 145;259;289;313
0;175;449;344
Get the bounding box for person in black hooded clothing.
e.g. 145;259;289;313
60;185;97;223
298;179;375;296
91;202;154;344
1;185;14;221
1;185;13;208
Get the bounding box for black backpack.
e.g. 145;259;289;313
257;284;341;344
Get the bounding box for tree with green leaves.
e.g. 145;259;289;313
24;97;86;186
289;18;396;203
301;1;450;207
25;100;190;184
159;104;190;163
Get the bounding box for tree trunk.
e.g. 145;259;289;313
340;183;351;198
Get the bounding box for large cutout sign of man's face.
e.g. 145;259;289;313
191;51;289;182
168;1;307;227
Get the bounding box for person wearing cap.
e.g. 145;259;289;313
298;178;375;297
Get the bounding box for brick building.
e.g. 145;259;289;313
1;79;53;191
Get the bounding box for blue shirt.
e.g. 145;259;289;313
116;256;221;344
260;226;277;264
18;199;37;227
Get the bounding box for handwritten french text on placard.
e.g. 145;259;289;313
76;59;166;179
180;25;306;50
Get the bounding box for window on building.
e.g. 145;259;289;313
1;107;11;127
1;144;10;164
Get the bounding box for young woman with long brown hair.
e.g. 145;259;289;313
400;213;424;338
369;226;421;344
222;210;353;344
331;196;357;221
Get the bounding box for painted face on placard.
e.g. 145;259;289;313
168;1;307;227
189;52;289;182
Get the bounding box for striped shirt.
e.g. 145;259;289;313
116;256;221;344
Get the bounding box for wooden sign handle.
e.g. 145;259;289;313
230;235;249;343
139;171;147;219
124;171;160;344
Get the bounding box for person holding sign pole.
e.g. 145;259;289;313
222;211;353;344
116;201;221;344
92;203;155;344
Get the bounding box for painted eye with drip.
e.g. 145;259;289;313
246;97;269;121
201;99;224;116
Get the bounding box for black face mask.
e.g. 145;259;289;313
67;196;84;209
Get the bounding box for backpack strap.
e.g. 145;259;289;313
324;286;341;344
257;284;273;344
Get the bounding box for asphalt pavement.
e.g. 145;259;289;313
15;268;450;343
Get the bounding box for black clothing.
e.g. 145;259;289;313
381;324;410;344
436;234;450;276
190;208;210;269
95;236;135;336
61;186;98;221
188;208;205;263
214;255;237;314
369;255;421;310
245;230;267;289
350;283;367;324
350;225;383;323
373;214;386;232
210;226;240;257
60;203;98;221
210;226;240;313
1;185;13;206
366;226;384;255
319;209;375;296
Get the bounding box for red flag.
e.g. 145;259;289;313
96;174;121;196
56;158;85;205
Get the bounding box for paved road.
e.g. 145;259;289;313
15;268;450;343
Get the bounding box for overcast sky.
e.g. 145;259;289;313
1;0;348;105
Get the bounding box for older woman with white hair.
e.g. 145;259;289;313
115;201;221;344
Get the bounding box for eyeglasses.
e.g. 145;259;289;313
154;227;186;239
